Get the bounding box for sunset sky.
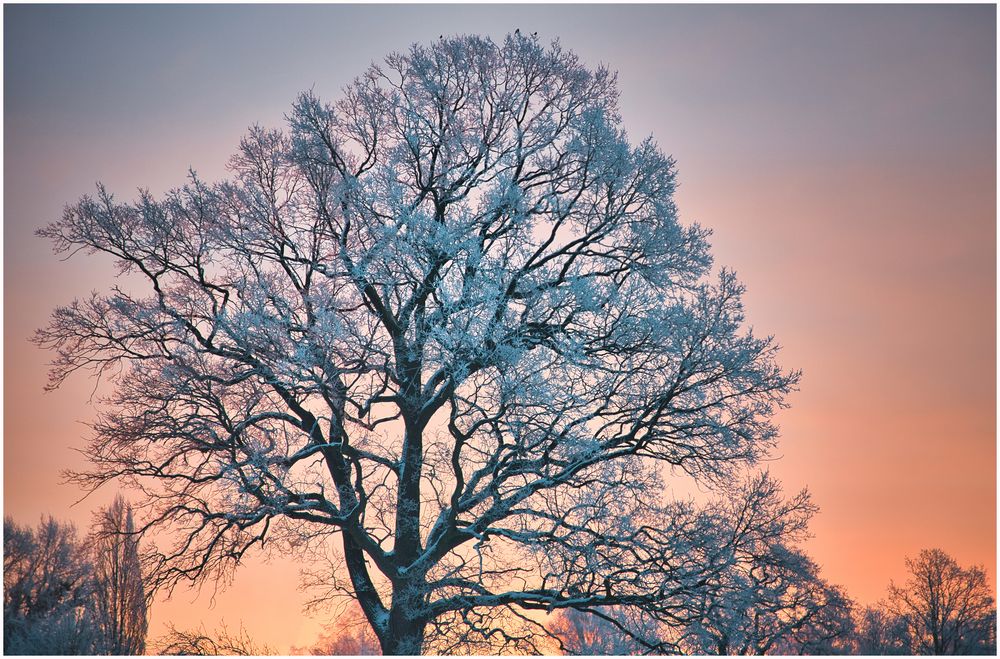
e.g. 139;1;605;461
4;4;996;652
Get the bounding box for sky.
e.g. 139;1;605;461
4;4;996;653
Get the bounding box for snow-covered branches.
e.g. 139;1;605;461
37;33;801;654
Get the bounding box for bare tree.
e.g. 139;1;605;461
89;495;148;654
889;549;996;655
36;33;799;654
153;621;275;655
3;516;98;654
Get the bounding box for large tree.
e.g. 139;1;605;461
37;33;799;654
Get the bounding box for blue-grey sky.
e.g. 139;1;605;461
5;4;996;652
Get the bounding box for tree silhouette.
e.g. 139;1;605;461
89;495;148;654
37;33;799;654
4;505;149;655
889;549;996;655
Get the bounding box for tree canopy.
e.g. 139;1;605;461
37;33;801;654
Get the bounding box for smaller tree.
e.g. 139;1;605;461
889;548;996;655
89;495;148;654
3;516;97;654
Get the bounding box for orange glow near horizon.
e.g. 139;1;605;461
4;4;995;653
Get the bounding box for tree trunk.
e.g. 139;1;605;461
380;604;426;655
379;621;425;656
379;577;427;655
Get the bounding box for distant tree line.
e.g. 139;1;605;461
548;547;996;656
2;498;995;657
